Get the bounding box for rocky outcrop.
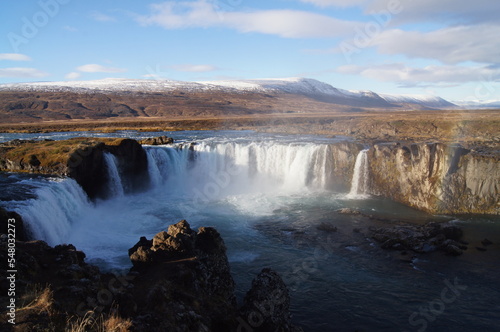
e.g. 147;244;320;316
66;138;150;199
0;138;149;199
371;222;467;255
0;239;106;331
0;220;301;331
139;136;173;145
367;142;499;214
128;220;237;331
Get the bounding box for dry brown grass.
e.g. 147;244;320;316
66;312;133;332
102;313;133;332
18;285;54;315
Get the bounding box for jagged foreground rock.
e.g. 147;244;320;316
0;220;302;331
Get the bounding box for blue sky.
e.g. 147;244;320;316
1;0;499;101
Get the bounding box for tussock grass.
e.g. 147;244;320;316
18;284;54;315
66;311;133;332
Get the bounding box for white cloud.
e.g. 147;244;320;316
0;53;31;61
338;63;500;85
366;0;500;24
76;64;126;73
136;0;358;38
90;11;117;22
171;64;218;72
371;24;500;64
0;67;48;78
300;0;367;8
65;72;81;80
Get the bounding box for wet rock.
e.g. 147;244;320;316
371;222;467;255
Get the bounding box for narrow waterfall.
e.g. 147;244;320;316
11;178;91;245
348;149;369;198
103;152;125;197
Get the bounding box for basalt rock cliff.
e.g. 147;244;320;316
0;138;149;199
367;142;499;214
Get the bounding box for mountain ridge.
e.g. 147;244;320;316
0;77;456;109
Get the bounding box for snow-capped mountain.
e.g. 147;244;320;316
0;77;457;109
379;93;455;109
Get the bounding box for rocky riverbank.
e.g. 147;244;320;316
0;220;303;332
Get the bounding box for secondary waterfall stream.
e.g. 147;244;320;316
348;149;369;198
103;152;125;198
1;130;499;332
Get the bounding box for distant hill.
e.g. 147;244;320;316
0;77;458;123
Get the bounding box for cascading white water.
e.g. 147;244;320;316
347;149;369;198
145;141;331;197
11;178;91;245
103;152;124;197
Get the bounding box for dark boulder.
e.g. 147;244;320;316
239;268;303;332
128;220;237;331
0;207;27;241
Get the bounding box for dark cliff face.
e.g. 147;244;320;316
0;138;150;200
367;143;499;215
68;139;150;199
105;139;150;195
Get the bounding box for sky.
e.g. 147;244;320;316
0;0;499;102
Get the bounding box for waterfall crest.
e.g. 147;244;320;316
145;141;332;197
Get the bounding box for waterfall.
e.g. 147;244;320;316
11;178;91;246
103;152;124;197
145;141;331;196
347;149;369;198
